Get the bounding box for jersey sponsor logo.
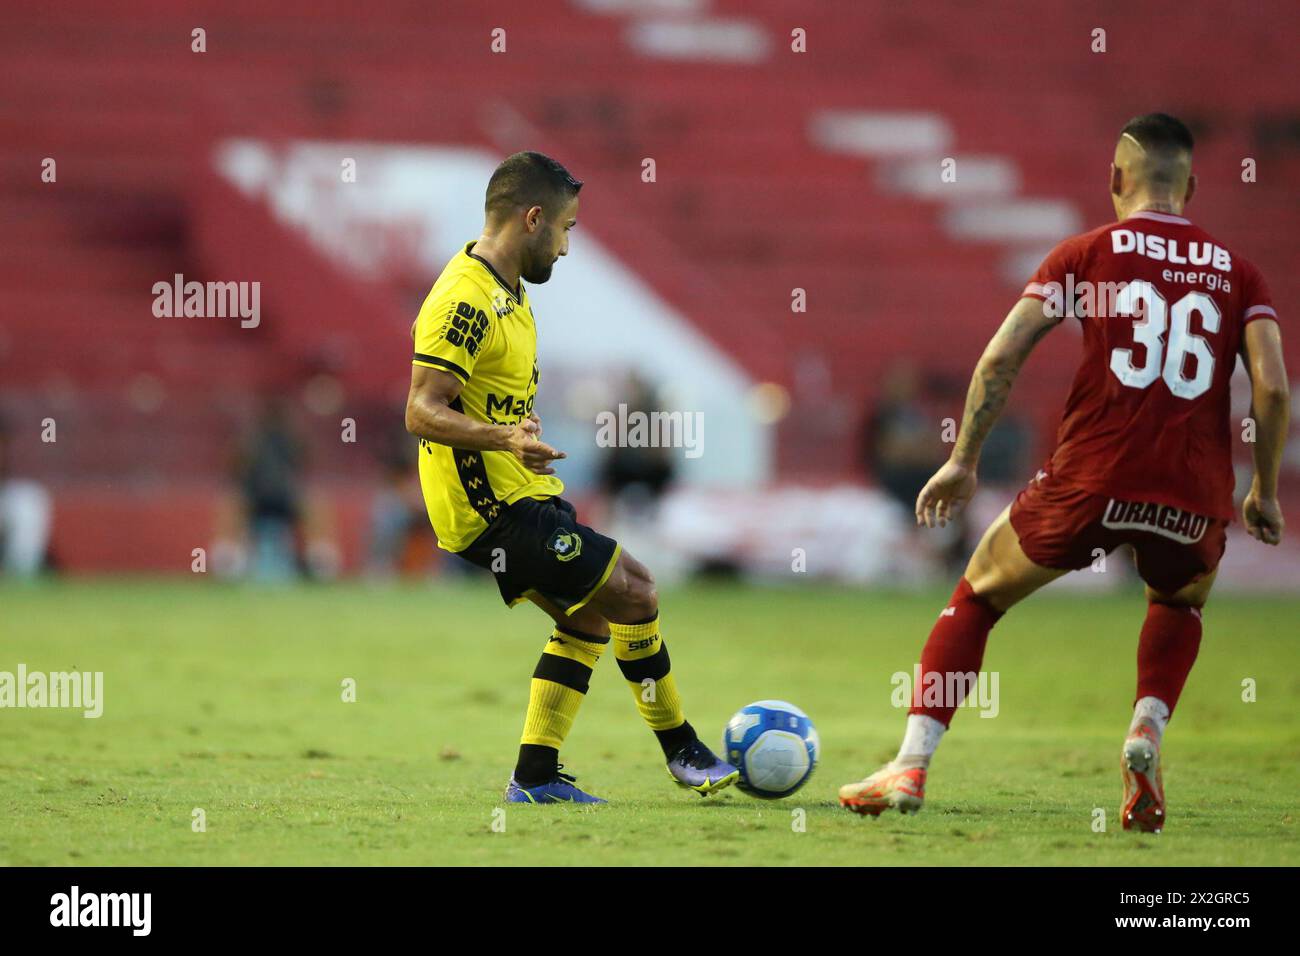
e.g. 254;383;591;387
485;391;536;423
490;288;517;318
444;301;490;357
484;365;540;424
1110;229;1232;273
547;529;583;562
1102;499;1208;544
1159;266;1232;293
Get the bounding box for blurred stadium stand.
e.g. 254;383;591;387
1;0;1296;578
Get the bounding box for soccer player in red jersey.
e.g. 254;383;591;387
839;114;1289;831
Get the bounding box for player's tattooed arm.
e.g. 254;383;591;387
950;296;1058;467
405;365;566;474
916;297;1057;528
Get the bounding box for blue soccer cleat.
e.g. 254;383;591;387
504;766;607;804
666;739;740;796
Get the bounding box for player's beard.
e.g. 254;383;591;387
522;260;554;284
521;234;557;284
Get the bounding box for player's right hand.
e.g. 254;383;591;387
1242;487;1284;546
915;459;978;529
505;419;566;475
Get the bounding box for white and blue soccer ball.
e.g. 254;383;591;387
723;700;819;799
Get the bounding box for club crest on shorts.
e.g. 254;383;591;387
547;529;583;562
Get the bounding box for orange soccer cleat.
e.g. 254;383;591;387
1121;722;1166;833
838;762;927;817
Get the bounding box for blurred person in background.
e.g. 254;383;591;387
863;363;944;507
367;426;435;577
863;363;966;573
0;416;53;578
223;398;340;581
597;372;677;521
977;414;1032;486
235;398;304;580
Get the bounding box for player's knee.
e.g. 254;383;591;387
598;558;658;621
631;574;659;620
962;558;1016;613
1145;571;1214;610
621;573;658;621
1145;587;1206;611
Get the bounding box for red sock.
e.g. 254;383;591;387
909;578;1004;728
1135;602;1203;716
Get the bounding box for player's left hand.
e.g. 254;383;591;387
1242;488;1284;546
915;458;977;529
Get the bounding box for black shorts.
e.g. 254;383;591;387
454;496;622;614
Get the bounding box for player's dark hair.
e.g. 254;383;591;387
1120;113;1194;155
485;151;583;221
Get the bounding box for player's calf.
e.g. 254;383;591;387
1121;584;1207;834
590;551;738;794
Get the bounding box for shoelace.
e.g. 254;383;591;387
553;765;578;786
673;740;715;770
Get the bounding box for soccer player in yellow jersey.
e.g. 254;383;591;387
404;152;738;803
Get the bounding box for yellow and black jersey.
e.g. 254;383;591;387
413;241;563;552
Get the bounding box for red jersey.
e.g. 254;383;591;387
1023;210;1278;521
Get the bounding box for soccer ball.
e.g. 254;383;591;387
722;700;819;799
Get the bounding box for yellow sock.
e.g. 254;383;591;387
610;616;687;741
519;626;606;751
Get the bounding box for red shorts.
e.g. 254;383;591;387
1008;470;1227;594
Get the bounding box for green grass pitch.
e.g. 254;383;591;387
1;578;1296;866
